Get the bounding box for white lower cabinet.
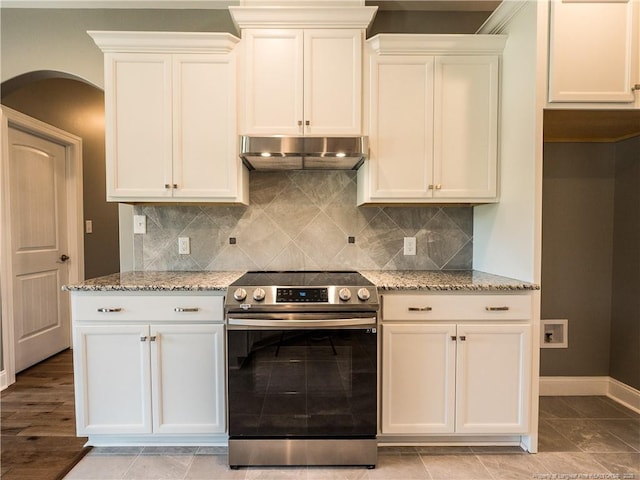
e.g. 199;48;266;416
74;323;225;436
382;323;456;433
381;294;532;436
71;294;226;438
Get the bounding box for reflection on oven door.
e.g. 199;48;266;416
227;328;377;439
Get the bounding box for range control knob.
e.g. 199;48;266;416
338;288;352;302
357;288;371;301
253;288;266;302
233;288;247;302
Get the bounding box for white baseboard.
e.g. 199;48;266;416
0;370;7;391
540;376;640;414
608;377;640;413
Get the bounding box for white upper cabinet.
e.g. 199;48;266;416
357;35;505;205
548;0;640;107
229;5;376;136
241;28;363;135
89;31;249;204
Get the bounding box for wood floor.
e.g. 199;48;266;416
1;349;90;480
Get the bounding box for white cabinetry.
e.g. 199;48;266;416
72;293;226;442
548;0;640;107
381;294;532;436
358;35;506;205
88;31;248;203
241;28;362;135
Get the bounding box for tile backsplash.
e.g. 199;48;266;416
133;171;473;271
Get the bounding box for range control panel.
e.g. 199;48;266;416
276;288;329;303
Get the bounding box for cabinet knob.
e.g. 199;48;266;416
459;335;466;341
451;335;457;341
140;336;148;342
428;184;434;190
435;184;442;190
165;184;172;189
173;184;178;189
633;84;640;91
150;336;157;342
305;120;310;126
298;120;303;126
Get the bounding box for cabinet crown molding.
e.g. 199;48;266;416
229;6;377;29
87;31;240;54
368;34;507;56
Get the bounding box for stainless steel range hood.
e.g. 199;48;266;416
239;136;368;171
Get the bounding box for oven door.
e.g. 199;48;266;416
227;313;377;440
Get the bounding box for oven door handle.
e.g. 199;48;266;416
227;317;377;329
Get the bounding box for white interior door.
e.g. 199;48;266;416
8;127;71;372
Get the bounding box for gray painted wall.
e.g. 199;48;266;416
610;137;640;389
0;9;237;88
2;77;119;280
541;138;639;387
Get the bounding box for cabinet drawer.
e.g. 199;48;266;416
382;294;531;321
72;294;224;322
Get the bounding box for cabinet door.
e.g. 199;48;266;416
242;29;303;135
173;54;242;200
366;55;435;200
304;29;362;135
455;323;531;434
73;324;152;435
382;323;456;434
151;324;225;434
549;0;638;104
105;53;173;200
434;56;499;199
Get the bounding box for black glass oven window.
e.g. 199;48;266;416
227;329;377;439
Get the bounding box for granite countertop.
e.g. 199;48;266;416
62;271;245;292
360;270;539;291
64;270;538;292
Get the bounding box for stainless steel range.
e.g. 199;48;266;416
225;271;379;469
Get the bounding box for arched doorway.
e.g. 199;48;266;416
1;71;119;280
1;71;119;386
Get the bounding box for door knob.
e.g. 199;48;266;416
59;254;70;262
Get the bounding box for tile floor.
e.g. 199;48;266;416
64;396;640;480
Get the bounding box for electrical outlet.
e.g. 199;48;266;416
403;237;416;256
133;215;146;234
178;237;190;255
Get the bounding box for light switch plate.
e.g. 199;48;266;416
178;237;190;255
133;215;146;234
403;237;417;256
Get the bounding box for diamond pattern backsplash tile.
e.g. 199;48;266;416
133;171;473;271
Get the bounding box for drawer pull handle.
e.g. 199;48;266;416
97;307;122;313
486;306;510;311
408;307;432;312
174;307;199;313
